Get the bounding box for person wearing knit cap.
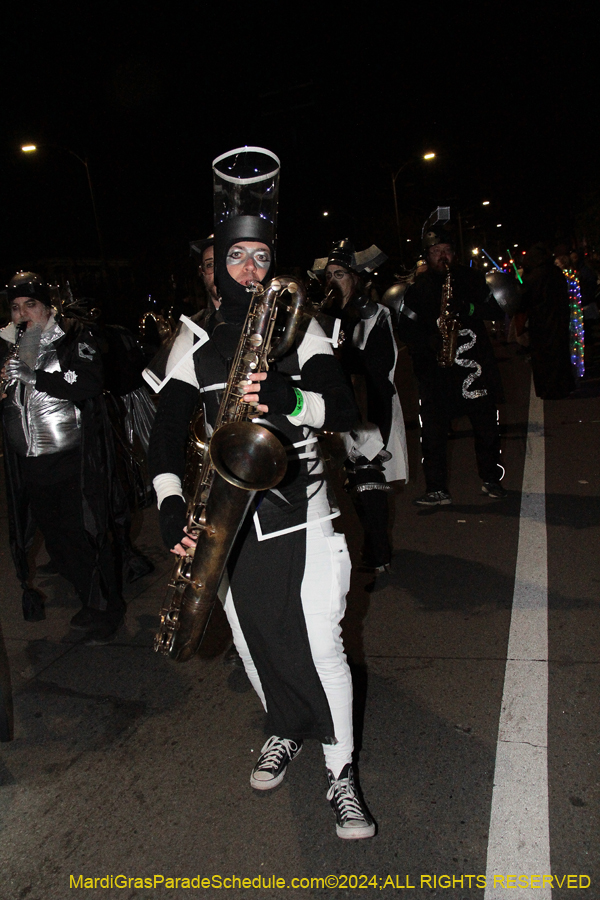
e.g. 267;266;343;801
0;272;125;641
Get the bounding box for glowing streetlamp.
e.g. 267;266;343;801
391;152;436;259
20;142;107;272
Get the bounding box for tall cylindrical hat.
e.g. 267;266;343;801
212;146;280;322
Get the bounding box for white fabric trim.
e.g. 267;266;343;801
198;381;227;394
343;424;384;462
153;472;184;508
290;437;318;449
383;393;409;482
253;508;340;542
142;315;206;393
297;317;334;367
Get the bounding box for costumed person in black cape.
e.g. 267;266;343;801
0;273;125;643
397;209;506;505
148;147;376;839
520;243;574;400
312;240;408;576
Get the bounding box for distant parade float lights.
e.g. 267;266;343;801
565;269;585;378
21;144;36;152
481;247;502;270
482;200;490;206
423;152;436;160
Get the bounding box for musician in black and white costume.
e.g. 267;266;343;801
397;210;506;505
148;147;375;839
313;240;408;574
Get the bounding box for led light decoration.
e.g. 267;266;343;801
564;268;585;378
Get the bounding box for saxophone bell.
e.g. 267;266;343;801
210;421;287;491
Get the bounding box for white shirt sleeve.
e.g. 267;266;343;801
284;318;333;429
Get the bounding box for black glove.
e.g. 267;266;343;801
258;371;297;415
159;494;188;550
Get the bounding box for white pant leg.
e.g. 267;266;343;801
223;486;354;779
223;586;267;710
301;516;354;779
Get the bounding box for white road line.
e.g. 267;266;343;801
484;381;551;899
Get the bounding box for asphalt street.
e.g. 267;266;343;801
0;336;598;900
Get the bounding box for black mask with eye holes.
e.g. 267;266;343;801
214;216;275;325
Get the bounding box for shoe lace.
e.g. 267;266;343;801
327;773;366;822
256;737;297;771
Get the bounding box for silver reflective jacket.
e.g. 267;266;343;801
3;319;81;457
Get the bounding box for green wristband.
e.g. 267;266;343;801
290;387;304;417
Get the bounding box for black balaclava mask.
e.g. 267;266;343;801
214;215;275;325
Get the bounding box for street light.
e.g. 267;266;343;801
391;152;436;260
20;143;107;276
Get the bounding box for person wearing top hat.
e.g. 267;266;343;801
148;148;376;839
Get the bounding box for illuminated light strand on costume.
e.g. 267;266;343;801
564;269;585;378
455;329;488;399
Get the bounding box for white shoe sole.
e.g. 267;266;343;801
336;822;376;839
250;745;302;791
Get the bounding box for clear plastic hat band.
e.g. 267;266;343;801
212;146;280;228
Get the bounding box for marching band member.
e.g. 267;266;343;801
148;148;375;839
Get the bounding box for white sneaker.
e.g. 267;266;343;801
327;764;376;839
250;736;303;790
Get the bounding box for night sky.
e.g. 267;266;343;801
2;4;598;311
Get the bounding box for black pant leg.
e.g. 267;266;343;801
468;399;502;484
420;396;450;492
353;489;391;568
25;473;123;614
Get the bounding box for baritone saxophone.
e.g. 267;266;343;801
155;276;307;662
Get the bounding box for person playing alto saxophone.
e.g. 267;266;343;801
397;210;507;505
148;147;376;839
